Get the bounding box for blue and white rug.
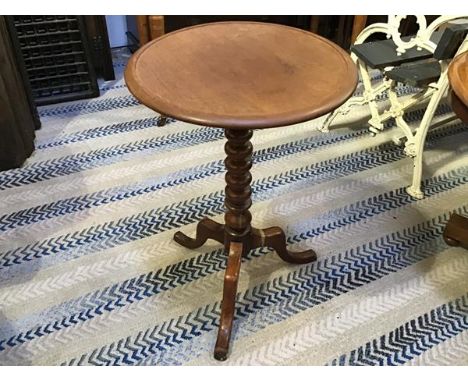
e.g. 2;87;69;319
0;48;467;366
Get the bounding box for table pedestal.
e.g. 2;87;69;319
173;129;317;360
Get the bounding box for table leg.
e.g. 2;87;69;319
251;227;317;264
173;128;317;360
214;241;244;361
157;114;168;126
174;217;224;248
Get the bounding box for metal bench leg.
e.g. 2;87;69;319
359;62;386;134
319;96;367;132
319;61;387;133
406;76;449;199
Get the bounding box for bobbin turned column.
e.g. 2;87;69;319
223;129;253;244
214;129;253;361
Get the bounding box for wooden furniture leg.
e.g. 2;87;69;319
214;241;244;360
174;217;224;249
443;213;468;250
251;227;317;264
157;115;168;126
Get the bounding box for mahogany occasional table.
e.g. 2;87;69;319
125;22;358;360
443;51;468;250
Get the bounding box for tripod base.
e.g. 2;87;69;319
174;217;317;360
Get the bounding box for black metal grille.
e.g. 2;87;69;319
9;16;99;106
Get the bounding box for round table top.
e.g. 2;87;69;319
448;51;468;108
125;22;358;129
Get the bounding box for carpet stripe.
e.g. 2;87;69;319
0;127;372;231
38;95;141;118
36;116;176;150
327;294;468;365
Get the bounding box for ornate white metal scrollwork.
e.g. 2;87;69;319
388;15;427;54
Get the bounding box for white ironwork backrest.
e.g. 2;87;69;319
354;15;468;57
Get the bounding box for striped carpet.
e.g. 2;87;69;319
0;48;467;366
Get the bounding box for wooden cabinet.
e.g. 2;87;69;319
84;16;115;81
132;16;312;46
134;15;165;45
0;16;37;170
130;16;370;50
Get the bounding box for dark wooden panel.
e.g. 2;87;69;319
0;16;36;170
386;60;441;87
8;16;99;106
5;16;41;130
84;16;115;81
164;16;311;34
351;31;443;69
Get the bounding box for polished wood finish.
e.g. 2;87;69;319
134;16;165;47
451;90;468;123
443;214;468;250
173;217;225;249
174;218;317;265
445;51;468;251
125;22;358;129
351;16;368;43
125;21;357;360
214;241;243;361
449;51;468;109
224;129;253;240
136;16;150;46
148;16;165;40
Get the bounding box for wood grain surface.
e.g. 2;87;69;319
125;21;358;129
449;51;468;108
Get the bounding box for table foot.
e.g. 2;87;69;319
252;226;317;264
157;115;168;126
443;213;468;250
174;217;224;249
214;241;244;361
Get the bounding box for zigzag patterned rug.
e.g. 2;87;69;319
0;48;467;366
